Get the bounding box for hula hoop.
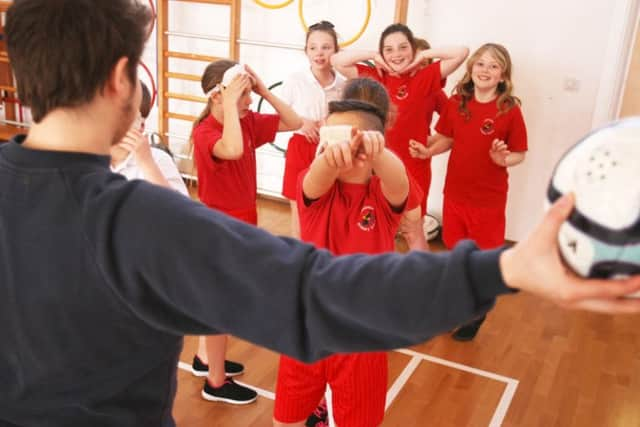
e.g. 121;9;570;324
257;81;287;154
298;0;371;47
252;0;294;9
139;60;158;110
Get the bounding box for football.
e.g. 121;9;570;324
547;117;640;283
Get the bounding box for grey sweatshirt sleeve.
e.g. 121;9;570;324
92;181;512;363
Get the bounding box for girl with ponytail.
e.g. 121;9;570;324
190;59;301;404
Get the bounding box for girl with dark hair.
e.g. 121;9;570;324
332;23;468;251
273;78;409;427
280;21;346;238
410;43;527;341
190;60;301;404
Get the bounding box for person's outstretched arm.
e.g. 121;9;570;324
100;185;640;363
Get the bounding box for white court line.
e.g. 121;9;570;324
177;361;276;400
385;356;422;411
178;348;519;426
394;348;520;426
489;379;518;427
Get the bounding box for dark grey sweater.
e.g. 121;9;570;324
0;137;511;426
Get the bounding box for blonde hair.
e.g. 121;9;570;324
453;43;520;120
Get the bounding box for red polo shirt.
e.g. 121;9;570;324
436;95;527;208
192;112;279;215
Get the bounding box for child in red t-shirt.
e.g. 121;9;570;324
190;60;302;404
273;78;410;427
332;23;468;251
410;43;527;341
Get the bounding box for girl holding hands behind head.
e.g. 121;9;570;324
191;60;302;404
410;43;527;341
332;23;468;250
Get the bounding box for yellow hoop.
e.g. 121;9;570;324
298;0;371;48
252;0;294;9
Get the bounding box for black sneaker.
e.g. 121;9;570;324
201;378;258;405
305;399;328;427
452;316;486;342
191;356;244;377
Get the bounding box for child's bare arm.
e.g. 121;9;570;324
330;50;390;79
364;131;409;208
409;134;453;159
212;75;251;160
420;46;469;78
302;131;364;200
246;65;302;132
489;139;526;167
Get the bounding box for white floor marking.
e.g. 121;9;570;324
393;348;519;426
385;356;422;411
177;347;520;426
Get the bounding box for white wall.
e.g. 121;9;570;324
145;0;636;240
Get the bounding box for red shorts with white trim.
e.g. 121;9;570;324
274;352;387;426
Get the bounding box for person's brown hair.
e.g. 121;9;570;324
453;43;521;120
306;21;339;53
378;23;416;59
139;81;152;119
6;0;152;123
190;59;237;135
328;78;390;132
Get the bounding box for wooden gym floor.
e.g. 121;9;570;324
172;196;640;427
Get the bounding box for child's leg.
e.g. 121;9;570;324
289;200;300;238
328;353;387;427
205;334;228;387
273;420;304;427
274;355;326;425
468;205;506;250
441;198;468;250
399;207;429;251
449;202;504;341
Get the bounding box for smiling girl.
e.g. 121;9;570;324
331;23;468;250
410;43;528;341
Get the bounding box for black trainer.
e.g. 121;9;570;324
191;355;244;377
201;378;258;405
452;316;486;342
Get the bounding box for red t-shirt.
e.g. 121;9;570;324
436;95;527;208
355;62;443;165
425;89;448;135
297;173;403;255
192;111;279;213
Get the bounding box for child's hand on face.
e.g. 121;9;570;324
489;138;510;167
360;130;385;160
408;139;431;159
400;50;431;76
221;74;252;105
373;53;395;77
117;128;152;164
244;65;268;97
321;128;367;169
300;119;321;143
